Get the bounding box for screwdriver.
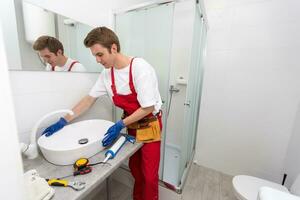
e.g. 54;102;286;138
73;166;92;176
58;166;92;179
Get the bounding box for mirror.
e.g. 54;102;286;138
10;1;102;73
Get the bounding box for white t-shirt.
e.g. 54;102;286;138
89;57;162;114
45;58;86;72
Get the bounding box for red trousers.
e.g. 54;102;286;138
129;141;161;200
128;113;162;200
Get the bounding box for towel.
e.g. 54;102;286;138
24;169;55;200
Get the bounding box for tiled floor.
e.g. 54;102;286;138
87;164;237;200
182;164;237;200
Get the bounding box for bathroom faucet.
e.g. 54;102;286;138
20;109;74;159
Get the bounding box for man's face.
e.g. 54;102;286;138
90;43;117;69
38;48;61;67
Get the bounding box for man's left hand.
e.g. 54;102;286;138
102;120;125;147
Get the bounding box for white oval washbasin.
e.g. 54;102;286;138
38;119;114;165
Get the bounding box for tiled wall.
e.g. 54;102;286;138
9;71;113;144
195;0;300;182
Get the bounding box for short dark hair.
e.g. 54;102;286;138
33;36;64;55
84;27;120;53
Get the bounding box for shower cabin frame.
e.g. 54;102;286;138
112;0;208;193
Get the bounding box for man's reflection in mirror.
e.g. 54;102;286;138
33;36;86;72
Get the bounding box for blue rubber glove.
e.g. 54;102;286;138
42;117;68;137
102;120;125;147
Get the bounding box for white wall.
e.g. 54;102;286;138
0;22;24;200
195;0;300;182
10;71;113;144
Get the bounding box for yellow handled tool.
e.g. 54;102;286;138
46;179;86;191
47;179;68;187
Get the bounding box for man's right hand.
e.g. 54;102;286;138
42;117;68;137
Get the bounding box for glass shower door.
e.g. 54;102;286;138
178;4;207;186
115;3;174;107
115;3;174;177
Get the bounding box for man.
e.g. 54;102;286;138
33;36;86;72
42;27;162;200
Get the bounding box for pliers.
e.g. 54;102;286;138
46;179;86;191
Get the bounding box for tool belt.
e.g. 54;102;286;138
122;112;161;143
124;115;157;129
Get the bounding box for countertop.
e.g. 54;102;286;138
23;141;143;200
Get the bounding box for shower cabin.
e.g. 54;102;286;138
113;0;207;192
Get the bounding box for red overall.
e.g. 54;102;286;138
51;61;78;71
111;58;162;200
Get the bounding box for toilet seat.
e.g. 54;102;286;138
232;175;289;200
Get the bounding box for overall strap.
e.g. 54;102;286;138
68;61;79;72
128;58;136;94
111;67;117;95
111;58;136;95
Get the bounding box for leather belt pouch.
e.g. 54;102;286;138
136;119;161;143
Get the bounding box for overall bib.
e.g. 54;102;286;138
111;58;162;200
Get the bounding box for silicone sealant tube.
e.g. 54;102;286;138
103;135;127;163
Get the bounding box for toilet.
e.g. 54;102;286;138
232;174;300;200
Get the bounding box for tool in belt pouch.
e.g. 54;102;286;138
122;114;161;143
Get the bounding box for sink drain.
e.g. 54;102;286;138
78;138;89;144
